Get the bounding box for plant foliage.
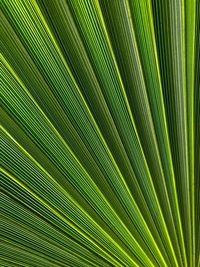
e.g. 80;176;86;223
0;0;199;266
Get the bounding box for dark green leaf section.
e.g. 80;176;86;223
0;0;199;266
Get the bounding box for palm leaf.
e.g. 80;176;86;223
0;0;199;266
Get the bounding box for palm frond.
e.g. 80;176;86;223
0;0;199;266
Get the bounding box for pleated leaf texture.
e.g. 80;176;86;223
0;0;199;266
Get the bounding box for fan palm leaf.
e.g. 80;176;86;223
0;0;199;266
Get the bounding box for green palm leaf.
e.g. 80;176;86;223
0;0;199;266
